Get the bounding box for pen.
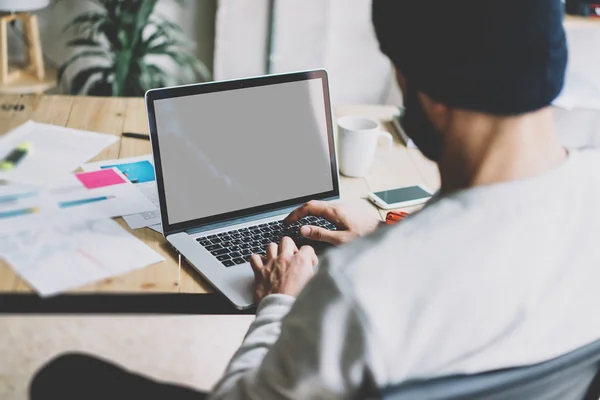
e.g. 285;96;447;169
122;132;151;141
0;141;31;170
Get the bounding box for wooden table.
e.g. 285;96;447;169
0;95;440;295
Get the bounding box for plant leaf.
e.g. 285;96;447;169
142;24;170;53
113;49;133;97
88;0;112;9
87;79;114;96
148;67;167;88
163;51;212;82
145;42;172;55
66;38;102;48
57;50;110;84
145;39;194;55
112;0;158;96
130;0;158;50
139;61;169;90
62;12;106;34
118;31;130;49
137;61;153;92
150;15;186;37
70;66;112;95
123;63;146;97
98;20;121;51
62;0;209;96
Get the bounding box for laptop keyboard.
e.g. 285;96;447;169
196;217;336;267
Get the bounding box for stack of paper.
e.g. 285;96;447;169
0;121;164;297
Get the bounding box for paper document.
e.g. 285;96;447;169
0;218;164;297
82;155;162;229
0;182;45;229
121;184;161;229
0;169;156;232
49;169;156;222
0;121;118;185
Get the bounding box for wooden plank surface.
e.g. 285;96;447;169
0;96;439;295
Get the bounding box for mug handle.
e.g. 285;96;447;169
379;131;393;151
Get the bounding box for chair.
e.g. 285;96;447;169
379;338;600;400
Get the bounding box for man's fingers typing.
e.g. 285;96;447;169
300;225;343;245
250;254;264;279
266;243;278;260
298;245;318;266
283;201;335;225
279;236;297;256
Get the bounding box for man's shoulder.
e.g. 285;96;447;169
324;147;600;287
324;197;478;281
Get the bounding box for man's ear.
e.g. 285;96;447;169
418;92;450;132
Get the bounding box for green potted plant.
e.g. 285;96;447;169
58;0;211;96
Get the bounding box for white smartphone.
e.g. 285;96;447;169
368;185;433;209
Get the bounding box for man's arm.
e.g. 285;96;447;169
209;266;376;399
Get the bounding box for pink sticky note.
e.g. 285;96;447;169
76;169;126;189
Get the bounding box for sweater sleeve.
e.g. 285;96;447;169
209;267;373;400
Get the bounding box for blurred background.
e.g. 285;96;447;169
2;0;401;105
2;0;600;108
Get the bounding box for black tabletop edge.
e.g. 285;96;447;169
0;293;257;315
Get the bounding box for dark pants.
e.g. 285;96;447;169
29;352;207;400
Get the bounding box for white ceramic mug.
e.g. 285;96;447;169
337;116;393;178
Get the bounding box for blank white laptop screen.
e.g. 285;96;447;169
153;78;333;225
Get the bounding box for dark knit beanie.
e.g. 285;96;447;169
372;0;568;116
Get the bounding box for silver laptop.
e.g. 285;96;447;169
145;70;340;309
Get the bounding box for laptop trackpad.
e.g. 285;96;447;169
167;232;254;309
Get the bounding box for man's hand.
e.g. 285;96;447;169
251;237;318;303
283;200;380;246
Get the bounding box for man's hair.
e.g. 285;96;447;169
372;0;568;116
